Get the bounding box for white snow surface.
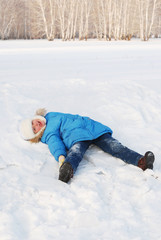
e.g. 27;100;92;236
0;39;161;240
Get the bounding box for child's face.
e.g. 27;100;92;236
32;119;45;134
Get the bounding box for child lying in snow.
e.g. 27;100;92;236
20;108;155;183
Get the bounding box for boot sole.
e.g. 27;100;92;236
145;151;155;170
59;162;73;183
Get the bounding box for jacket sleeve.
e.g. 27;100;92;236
46;134;67;162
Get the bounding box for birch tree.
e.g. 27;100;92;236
64;0;79;40
0;0;161;40
92;0;102;39
55;0;64;39
113;0;123;40
100;0;108;40
108;0;114;40
0;0;15;39
13;0;29;39
78;0;93;40
31;0;56;40
93;0;114;40
138;0;158;40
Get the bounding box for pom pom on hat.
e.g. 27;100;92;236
35;108;47;116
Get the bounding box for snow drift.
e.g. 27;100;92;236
0;39;161;240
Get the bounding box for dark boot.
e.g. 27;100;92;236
138;151;155;171
59;162;73;183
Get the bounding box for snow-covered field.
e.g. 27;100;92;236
0;39;161;240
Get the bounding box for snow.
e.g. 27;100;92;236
0;39;161;240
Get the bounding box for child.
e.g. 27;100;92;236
20;108;155;183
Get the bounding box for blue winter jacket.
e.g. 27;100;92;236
41;112;113;161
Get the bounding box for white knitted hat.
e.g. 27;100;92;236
20;114;46;140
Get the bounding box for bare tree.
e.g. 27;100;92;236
78;0;93;40
138;0;158;40
92;0;102;39
64;0;79;40
0;0;16;39
113;0;123;40
0;0;161;40
30;0;56;40
108;0;114;41
100;0;108;40
56;0;66;40
12;0;30;39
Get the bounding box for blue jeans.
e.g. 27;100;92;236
65;133;143;173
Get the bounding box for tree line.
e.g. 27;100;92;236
0;0;161;41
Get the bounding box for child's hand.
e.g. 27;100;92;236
59;155;65;167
